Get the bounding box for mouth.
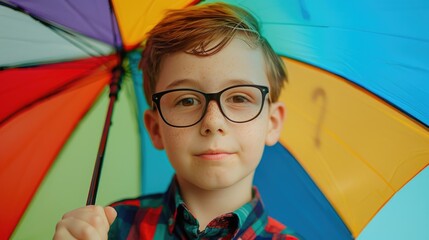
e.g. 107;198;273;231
195;150;233;160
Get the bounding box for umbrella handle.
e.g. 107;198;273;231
86;66;123;205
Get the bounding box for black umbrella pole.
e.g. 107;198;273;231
86;66;123;206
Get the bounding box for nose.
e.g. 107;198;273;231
199;100;226;136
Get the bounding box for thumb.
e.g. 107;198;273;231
104;206;117;225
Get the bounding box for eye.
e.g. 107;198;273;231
176;97;201;107
228;95;251;103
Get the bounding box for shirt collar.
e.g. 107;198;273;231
233;187;269;237
162;176;268;238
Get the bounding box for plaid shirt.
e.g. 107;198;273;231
109;178;302;239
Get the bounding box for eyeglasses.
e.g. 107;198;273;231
152;84;269;128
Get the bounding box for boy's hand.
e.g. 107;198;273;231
53;206;117;240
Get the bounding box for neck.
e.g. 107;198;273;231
176;174;254;231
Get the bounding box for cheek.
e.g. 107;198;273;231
160;127;190;151
235;118;269;146
245;112;270;135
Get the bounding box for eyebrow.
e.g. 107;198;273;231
164;79;199;90
222;79;255;86
164;78;256;90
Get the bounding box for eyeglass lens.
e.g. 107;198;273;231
155;85;268;127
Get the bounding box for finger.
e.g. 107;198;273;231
56;217;101;240
85;205;111;239
104;206;117;225
62;206;110;239
53;225;75;240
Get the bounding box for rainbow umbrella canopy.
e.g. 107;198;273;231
0;0;428;239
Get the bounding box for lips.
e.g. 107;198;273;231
195;150;233;160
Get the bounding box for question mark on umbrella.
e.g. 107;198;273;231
312;87;327;147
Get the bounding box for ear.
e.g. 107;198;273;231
265;102;286;146
144;110;164;149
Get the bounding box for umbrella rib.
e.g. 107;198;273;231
62;0;111;41
108;0;122;49
42;22;112;58
0;1;113;60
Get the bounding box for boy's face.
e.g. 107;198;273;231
144;37;285;191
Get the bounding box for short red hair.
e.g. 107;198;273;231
140;2;287;104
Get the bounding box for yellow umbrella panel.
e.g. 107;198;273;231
279;58;429;237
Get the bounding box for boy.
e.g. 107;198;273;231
54;2;302;239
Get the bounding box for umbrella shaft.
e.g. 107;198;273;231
86;94;117;205
86;66;122;205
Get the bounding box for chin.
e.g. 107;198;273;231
195;172;251;191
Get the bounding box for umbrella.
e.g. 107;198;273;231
0;0;428;239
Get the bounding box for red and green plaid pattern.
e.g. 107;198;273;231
109;178;302;239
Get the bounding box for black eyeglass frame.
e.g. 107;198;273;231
151;84;270;128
